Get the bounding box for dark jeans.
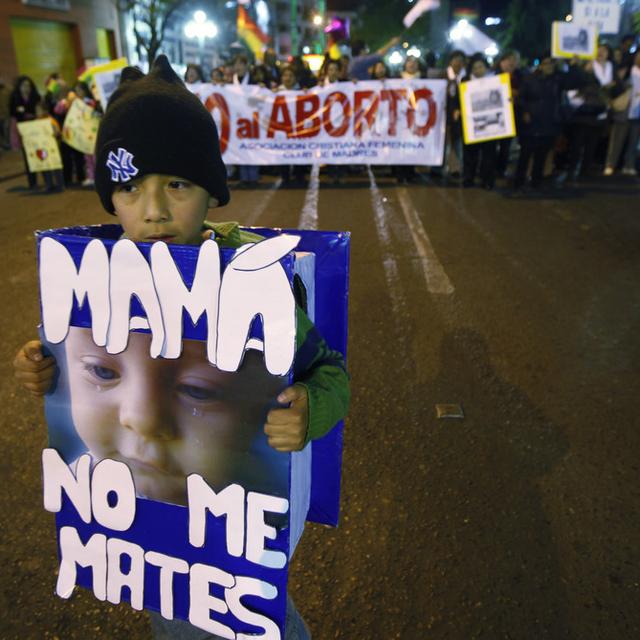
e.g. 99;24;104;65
567;122;606;177
43;169;63;190
61;141;85;185
463;140;497;187
514;135;555;188
496;137;512;175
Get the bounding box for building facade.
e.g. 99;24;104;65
1;0;121;90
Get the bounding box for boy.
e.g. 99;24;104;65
14;55;349;639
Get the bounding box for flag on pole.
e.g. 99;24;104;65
237;6;269;61
403;0;441;28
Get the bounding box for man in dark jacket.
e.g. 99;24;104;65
514;53;584;189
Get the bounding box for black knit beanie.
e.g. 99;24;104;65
95;55;229;213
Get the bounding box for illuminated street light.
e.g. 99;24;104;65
485;17;501;26
449;19;473;42
312;14;323;26
184;10;218;40
485;44;499;57
565;14;573;22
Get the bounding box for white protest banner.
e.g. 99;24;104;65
572;0;621;35
62;99;100;154
459;73;516;144
17;120;63;172
189;80;447;165
552;21;598;60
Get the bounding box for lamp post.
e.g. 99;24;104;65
184;10;218;66
290;0;298;56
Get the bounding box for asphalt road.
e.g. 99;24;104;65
1;152;639;639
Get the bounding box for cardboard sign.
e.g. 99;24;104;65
459;73;516;144
572;0;621;35
188;80;447;165
551;21;598;60
80;58;128;108
17;119;63;172
62;99;100;155
36;225;349;638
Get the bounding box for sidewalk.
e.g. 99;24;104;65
0;149;26;182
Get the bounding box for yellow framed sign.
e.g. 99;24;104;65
62;99;100;155
79;57;128;108
459;73;516;145
16;120;63;172
551;21;598;60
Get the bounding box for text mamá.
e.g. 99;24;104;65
39;234;300;375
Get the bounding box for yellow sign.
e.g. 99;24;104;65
551;21;598;60
459;73;517;145
79;57;128;107
16;120;63;172
62;99;100;155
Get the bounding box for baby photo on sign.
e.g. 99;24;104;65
470;89;504;113
459;73;516;144
45;327;291;506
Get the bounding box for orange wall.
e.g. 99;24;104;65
0;0;122;87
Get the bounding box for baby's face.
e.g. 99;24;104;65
65;328;284;505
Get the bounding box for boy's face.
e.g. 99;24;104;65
112;174;217;245
65;328;285;505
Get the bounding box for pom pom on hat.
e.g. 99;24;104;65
95;55;229;213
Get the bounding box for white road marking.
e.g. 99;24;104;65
397;188;455;295
367;166;406;317
243;178;282;227
298;165;321;230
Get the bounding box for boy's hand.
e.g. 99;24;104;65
13;340;56;396
264;385;309;452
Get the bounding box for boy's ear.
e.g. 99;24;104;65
208;196;220;209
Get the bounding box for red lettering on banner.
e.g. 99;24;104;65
406;88;437;136
380;89;407;136
353;91;379;137
322;92;351;137
237;118;253;138
294;94;321;138
204;93;230;154
267;96;293;138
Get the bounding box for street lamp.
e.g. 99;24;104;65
184;10;218;66
184;10;218;39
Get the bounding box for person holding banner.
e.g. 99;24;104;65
461;54;498;190
9;75;40;189
14;54;350;640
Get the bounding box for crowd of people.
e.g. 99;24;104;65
1;72;102;192
2;31;639;194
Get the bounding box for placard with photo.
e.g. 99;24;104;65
459;73;516;144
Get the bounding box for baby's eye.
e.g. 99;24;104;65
84;364;120;381
176;383;220;402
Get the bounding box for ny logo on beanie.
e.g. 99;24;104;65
106;147;139;182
